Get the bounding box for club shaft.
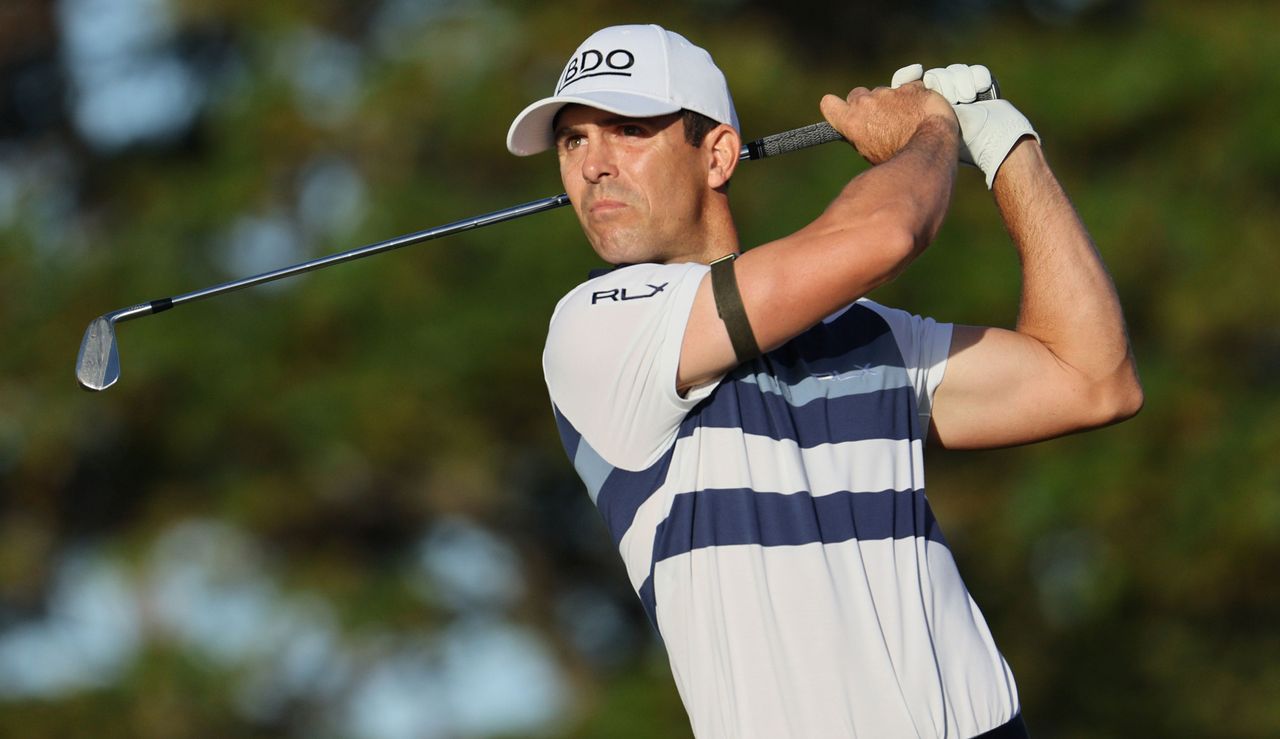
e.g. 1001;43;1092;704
105;121;853;325
115;193;572;323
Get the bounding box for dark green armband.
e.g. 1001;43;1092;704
709;253;761;364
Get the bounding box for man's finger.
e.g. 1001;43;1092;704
945;63;977;103
846;86;871;103
922;68;957;102
891;63;923;88
970;65;994;96
819;93;848;122
921;63;997;104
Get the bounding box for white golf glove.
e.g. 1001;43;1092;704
892;63;1039;188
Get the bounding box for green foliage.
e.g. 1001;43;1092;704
2;0;1278;736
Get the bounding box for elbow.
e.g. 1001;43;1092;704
1106;380;1144;424
871;201;930;253
798;207;919;291
1122;378;1145;420
1111;354;1145;422
856;209;921;284
1088;365;1144;427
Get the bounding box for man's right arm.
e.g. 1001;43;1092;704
677;83;961;393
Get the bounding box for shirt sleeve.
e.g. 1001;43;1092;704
543;262;717;471
858;299;954;427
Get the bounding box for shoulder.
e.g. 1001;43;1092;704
542;262;713;470
551;262;708;319
546;262;709;352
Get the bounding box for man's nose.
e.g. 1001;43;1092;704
582;138;618;183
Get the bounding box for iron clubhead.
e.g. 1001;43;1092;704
76;316;120;391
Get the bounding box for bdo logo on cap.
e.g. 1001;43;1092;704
557;47;637;93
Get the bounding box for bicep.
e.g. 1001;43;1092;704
929;324;1118;449
677;274;736;393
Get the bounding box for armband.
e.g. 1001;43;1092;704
709;254;761;363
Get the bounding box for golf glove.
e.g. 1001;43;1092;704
892;63;1039;188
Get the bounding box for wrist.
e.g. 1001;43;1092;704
925;109;960;135
954;100;1040;188
912;113;961;157
991;135;1044;192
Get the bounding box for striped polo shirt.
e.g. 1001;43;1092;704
544;262;1019;738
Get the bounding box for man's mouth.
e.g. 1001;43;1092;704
588;198;627;214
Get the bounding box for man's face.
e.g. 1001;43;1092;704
555;105;711;265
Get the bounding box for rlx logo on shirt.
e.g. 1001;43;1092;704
590;282;668;304
815;365;880;380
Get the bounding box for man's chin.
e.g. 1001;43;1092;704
588;232;647;265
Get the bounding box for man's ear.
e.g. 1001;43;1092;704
705;124;741;191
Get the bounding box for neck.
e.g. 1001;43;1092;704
662;197;740;265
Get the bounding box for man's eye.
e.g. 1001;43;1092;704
621;125;644;136
563;135;584;150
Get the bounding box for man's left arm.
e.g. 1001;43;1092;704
929;137;1143;449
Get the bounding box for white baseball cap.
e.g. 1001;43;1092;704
506;24;739;156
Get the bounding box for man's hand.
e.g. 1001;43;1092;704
892;63;1039;188
819;83;958;165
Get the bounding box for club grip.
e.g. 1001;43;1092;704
741;122;845;160
741;78;1000;161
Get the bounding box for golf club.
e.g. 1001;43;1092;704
76;84;999;392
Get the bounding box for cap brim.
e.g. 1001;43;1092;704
506;91;682;156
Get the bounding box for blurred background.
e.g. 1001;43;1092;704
2;0;1278;736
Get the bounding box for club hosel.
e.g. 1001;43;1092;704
111;300;168;324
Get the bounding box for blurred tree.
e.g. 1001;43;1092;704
1;0;1278;736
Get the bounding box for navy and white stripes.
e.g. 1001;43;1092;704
545;265;1019;737
554;303;943;626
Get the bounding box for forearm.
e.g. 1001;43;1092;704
823;115;959;259
994;139;1141;402
747;117;959;339
920;63;1140;446
800;82;959;283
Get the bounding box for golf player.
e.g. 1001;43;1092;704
507;24;1141;738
